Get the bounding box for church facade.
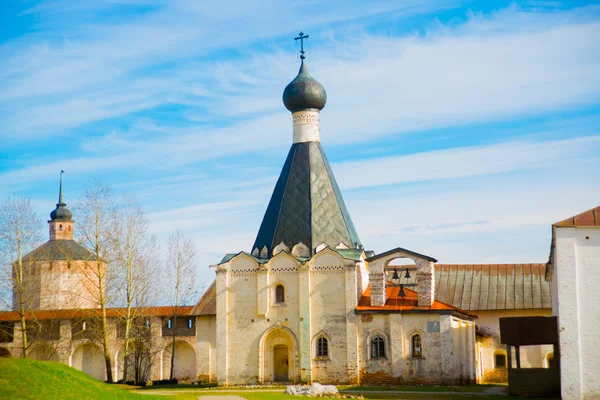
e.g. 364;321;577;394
0;48;563;387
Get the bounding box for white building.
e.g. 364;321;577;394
547;206;600;399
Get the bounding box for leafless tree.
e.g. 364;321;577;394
113;196;159;382
0;196;43;358
165;230;197;380
74;180;118;382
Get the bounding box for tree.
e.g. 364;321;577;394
74;180;118;383
165;230;197;380
113;196;159;383
0;196;43;358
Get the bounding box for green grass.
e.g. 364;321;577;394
0;359;552;400
0;358;163;400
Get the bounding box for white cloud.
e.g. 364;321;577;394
333;135;600;189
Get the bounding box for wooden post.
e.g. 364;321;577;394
506;344;512;383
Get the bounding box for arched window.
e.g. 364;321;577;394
275;284;285;303
370;335;386;358
167;319;172;329
316;336;328;357
412;334;423;358
546;353;555;368
59;224;63;231
494;351;507;368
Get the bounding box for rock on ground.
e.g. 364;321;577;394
285;382;339;396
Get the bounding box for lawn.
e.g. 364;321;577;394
0;358;555;400
0;358;163;400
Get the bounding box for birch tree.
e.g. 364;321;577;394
165;230;197;380
74;180;117;382
0;196;42;358
113;196;159;383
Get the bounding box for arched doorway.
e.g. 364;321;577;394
258;323;298;383
71;343;105;380
162;341;196;380
29;344;59;361
0;347;10;358
116;343;152;383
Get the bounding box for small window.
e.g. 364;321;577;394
167;319;172;329
495;352;507;368
188;318;193;329
60;224;63;231
82;322;87;331
275;285;285;303
412;334;423;358
145;320;150;329
316;337;329;357
371;335;386;358
546;353;555;368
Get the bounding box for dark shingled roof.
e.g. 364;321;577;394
191;281;216;316
21;240;96;262
252;142;361;257
434;264;551;311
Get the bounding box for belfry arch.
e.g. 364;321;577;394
258;323;299;383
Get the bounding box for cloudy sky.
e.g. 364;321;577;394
1;0;599;286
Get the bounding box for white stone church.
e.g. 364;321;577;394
2;47;595;391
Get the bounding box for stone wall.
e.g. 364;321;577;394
0;315;212;383
553;226;600;400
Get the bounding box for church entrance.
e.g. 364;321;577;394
273;345;289;381
258;324;298;383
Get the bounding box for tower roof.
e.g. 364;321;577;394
49;171;72;221
252;141;361;257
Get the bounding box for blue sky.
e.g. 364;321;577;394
1;0;599;285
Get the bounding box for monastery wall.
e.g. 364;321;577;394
554;226;600;400
1;316;203;382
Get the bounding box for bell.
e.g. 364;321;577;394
399;285;406;298
392;268;400;281
404;268;411;279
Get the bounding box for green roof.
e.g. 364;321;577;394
22;240;96;262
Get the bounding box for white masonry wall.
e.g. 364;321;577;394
553;226;600;400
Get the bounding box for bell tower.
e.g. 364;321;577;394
48;170;74;240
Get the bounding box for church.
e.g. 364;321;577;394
0;43;565;387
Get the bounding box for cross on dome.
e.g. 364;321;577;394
294;31;309;59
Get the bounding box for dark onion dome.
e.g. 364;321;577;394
282;60;327;112
50;172;72;221
50;202;72;221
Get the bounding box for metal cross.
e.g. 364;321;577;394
294;31;309;59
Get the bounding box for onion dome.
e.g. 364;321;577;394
50;171;72;221
282;60;327;112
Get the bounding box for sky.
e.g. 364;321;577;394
1;0;599;288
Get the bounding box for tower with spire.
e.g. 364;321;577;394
15;172;99;310
48;171;74;240
252;41;360;258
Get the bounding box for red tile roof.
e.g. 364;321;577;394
190;280;216;316
356;283;475;317
554;206;600;227
0;306;193;322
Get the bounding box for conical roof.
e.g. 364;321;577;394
252;141;361;257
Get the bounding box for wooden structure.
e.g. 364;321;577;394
499;316;560;397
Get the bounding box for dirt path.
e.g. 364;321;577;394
197;396;247;400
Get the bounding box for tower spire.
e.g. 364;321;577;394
58;170;65;204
